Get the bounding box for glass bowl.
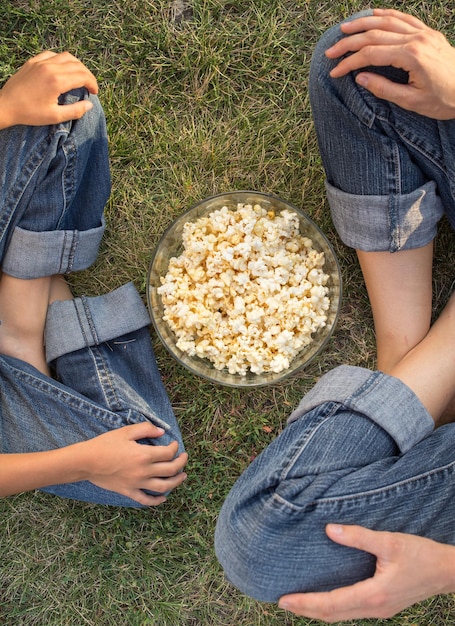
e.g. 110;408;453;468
147;191;342;387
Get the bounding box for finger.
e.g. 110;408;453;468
340;16;420;37
53;66;99;95
329;44;413;77
146;471;187;493
325;524;384;555
279;578;378;622
51;100;94;123
34;55;98;94
46;51;83;64
130;491;168;507
27;50;58;64
355;71;416;110
124;421;166;440
373;8;430;30
130;440;183;465
340;10;429;37
326;31;414;60
146;452;188;477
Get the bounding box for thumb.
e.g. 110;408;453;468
326;524;385;556
355;72;412;106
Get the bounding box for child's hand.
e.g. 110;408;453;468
0;51;98;129
78;422;188;506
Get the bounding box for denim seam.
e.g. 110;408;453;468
89;344;123;412
0;131;56;244
312;461;455;506
60;133;75;229
392;141;401;249
345;370;381;402
1;357;126;427
80;295;99;345
59;229;68;274
280;402;341;482
376;112;447;175
67;230;78;273
374;111;449;252
72;298;91;347
271;459;455;513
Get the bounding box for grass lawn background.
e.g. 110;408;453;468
1;0;455;624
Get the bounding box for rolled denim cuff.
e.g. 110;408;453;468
326;180;444;252
2;217;105;278
45;282;151;362
288;365;434;453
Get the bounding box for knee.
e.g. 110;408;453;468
214;493;286;602
215;489;377;603
313;9;374;59
59;89;107;144
309;10;374;94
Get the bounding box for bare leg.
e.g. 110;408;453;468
0;273;51;375
357;242;455;421
390;292;455;426
357;243;434;372
49;274;73;304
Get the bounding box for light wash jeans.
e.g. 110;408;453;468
0;89;184;506
310;9;455;252
215;15;455;601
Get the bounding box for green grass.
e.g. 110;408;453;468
1;0;455;624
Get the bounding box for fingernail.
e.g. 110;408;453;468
328;523;344;535
356;74;368;87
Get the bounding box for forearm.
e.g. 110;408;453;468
0;444;88;496
0;423;188;504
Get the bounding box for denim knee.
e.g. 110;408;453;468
0;90;111;277
308;11;450;250
214;406;389;601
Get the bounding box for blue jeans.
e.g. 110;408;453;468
309;10;455;252
214;16;455;601
0;90;184;506
215;366;455;601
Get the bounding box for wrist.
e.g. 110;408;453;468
0;90;15;130
441;543;455;594
67;439;96;482
40;444;88;485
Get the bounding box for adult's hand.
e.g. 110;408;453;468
325;8;455;119
0;51;98;129
278;523;455;622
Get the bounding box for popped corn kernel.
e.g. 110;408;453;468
158;203;331;376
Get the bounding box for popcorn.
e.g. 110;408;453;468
158;203;330;376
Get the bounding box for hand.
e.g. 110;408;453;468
278;523;455;622
0;51;98;129
79;422;188;506
325;8;455;119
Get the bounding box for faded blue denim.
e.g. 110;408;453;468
309;10;455;252
215;366;455;601
0;90;184;506
0;89;109;277
215;15;455;601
